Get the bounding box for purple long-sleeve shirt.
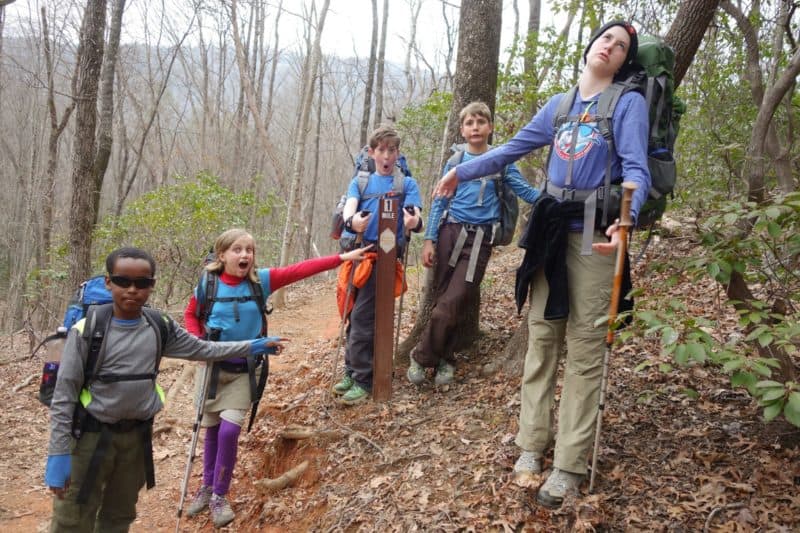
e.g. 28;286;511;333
455;89;651;223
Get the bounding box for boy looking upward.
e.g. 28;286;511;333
408;102;539;386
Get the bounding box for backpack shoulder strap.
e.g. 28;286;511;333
596;82;627;141
553;86;579;129
196;270;219;322
247;279;269;335
446;143;466;168
82;303;114;384
141;307;171;372
357;172;370;198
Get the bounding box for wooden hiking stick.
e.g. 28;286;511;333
589;182;637;493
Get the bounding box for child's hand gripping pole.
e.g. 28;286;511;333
589;182;636;493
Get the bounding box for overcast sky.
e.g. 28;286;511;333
3;0;536;70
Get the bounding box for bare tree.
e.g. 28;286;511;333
359;0;378;146
273;0;331;308
90;0;125;227
40;6;78;268
67;0;107;286
373;0;389;128
403;0;422;97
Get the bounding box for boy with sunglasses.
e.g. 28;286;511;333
44;247;286;532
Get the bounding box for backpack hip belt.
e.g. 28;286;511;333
76;414;155;504
543;181;612;256
444;217;492;283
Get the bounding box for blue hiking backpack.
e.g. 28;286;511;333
61;275;114;330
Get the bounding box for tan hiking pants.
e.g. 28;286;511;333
514;231;615;475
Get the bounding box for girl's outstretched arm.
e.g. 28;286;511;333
267;245;373;291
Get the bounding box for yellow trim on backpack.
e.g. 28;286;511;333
79;387;92;407
155;384;165;404
74;318;87;335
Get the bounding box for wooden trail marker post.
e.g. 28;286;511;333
373;195;398;402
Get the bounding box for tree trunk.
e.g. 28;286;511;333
523;0;541;78
67;0;106;287
358;0;378;147
304;70;324;258
373;0;389;128
720;0;794;194
41;6;77;269
665;0;722;87
403;0;422;98
91;0;125;228
398;0;503;361
272;0;330;308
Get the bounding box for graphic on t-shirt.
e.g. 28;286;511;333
554;120;602;161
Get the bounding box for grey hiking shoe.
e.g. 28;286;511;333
186;485;212;516
209;493;235;528
332;375;354;395
407;359;425;385
513;451;543;476
434;360;455;386
536;468;584;508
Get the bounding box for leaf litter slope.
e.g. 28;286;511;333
1;238;798;531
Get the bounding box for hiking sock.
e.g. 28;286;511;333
213;419;241;495
203;424;220;487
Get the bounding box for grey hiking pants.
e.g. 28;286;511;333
344;265;378;390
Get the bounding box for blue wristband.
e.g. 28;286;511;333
45;454;71;488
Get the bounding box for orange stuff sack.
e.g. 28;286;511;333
336;253;406;319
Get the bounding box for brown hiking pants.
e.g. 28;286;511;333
413;223;492;368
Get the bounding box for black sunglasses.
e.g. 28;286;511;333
109;275;156;289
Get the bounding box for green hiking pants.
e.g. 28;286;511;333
515;231;615;475
50;428;146;533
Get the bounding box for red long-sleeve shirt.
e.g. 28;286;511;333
184;254;342;337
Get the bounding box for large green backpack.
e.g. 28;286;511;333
551;34;685;229
635;34;686;227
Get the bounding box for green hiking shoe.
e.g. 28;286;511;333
434;360;455;386
332;375;354;395
406;359;426;385
339;384;369;405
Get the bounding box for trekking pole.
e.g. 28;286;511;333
332;232;364;387
393;208;416;357
589;181;636;493
175;362;213;532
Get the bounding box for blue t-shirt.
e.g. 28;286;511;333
456;90;650;222
425;151;540;241
347;173;422;245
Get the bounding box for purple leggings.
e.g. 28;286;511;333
202;420;241;495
